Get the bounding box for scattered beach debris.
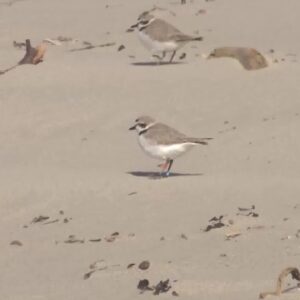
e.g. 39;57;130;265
153;279;172;295
83;260;108;279
138;279;152;292
138;261;150;270
26;212;72;227
69;42;115;52
104;231;119;242
128;192;137;196
237;205;259;217
181;0;186;4
204;215;225;232
31;215;50;224
180;233;188;240
259;267;300;299
246;225;265;231
43;219;60;225
64;235;84;244
225;229;241;240
196;9;206;15
1;39;46;76
13;40;25;48
10;240;23;246
208;47;268;70
179;53;186;60
89;238;102;242
118;44;125;52
172;291;179;296
137;279;172;295
127;263;135;269
19;39;46;65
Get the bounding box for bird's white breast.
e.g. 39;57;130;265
138;135;195;160
137;30;178;54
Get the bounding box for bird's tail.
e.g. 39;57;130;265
186;137;212;145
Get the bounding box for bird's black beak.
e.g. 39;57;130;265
129;124;136;130
126;23;138;32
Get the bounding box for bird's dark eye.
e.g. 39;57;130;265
139;123;146;128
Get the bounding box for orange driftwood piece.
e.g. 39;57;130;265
208;47;268;70
259;267;300;299
18;39;46;65
1;39;46;76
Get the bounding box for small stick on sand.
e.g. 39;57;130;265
259;267;300;299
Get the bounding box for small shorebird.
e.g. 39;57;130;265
129;116;212;176
128;12;203;63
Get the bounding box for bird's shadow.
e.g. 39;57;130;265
131;61;185;67
127;171;203;179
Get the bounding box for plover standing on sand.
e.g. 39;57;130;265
129;116;212;176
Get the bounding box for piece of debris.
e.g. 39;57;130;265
128;192;137;196
84;260;108;279
89;238;101;242
127;263;135;269
43;219;59;225
105;232;119;242
31;215;50;224
237;206;259;217
13;40;25;48
139;261;150;270
259;267;300;299
69;42;115;52
172;291;179;296
138;279;152;292
180;233;188;240
1;39;47;76
208;47;268;70
153;279;172;295
225;230;241;240
64;235;84;244
43;38;62;46
10;240;23;246
238;205;255;212
179;52;186;60
19;39;46;65
118;44;125;51
204;215;225;232
196;9;206;15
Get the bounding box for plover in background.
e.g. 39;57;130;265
128;12;203;63
129;116;212;176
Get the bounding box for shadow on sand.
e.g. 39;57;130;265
131;61;184;67
127;171;203;179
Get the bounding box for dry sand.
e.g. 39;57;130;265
1;0;300;299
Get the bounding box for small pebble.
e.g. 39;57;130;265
139;260;150;270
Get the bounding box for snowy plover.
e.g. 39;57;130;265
129;116;211;176
128;12;203;63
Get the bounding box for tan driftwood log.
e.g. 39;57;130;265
259;267;300;299
208;47;268;70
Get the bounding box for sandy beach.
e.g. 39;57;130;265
1;0;300;299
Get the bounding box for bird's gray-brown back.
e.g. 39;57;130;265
142;122;208;145
142;18;194;42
